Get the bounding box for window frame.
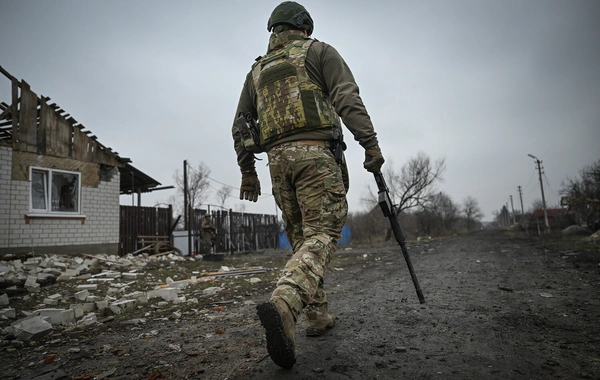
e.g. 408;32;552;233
28;166;83;216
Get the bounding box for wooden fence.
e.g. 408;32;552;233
119;205;173;255
119;205;278;256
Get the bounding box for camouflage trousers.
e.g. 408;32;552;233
203;232;213;250
267;141;348;321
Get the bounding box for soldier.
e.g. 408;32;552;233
231;1;384;368
201;214;215;253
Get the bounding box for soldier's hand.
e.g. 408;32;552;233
363;145;385;173
240;169;261;202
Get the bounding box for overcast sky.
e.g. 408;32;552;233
1;0;599;221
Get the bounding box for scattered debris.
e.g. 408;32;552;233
202;287;222;296
0;251;272;348
12;316;53;341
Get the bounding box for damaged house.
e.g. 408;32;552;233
0;67;162;256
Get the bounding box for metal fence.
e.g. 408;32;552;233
190;209;279;255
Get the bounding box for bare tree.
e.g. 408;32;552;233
216;185;232;208
528;199;544;214
430;191;460;233
494;205;511;226
412;191;458;236
462;196;484;231
173;162;212;215
560;159;600;230
362;152;446;215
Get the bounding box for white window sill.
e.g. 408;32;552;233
25;214;87;224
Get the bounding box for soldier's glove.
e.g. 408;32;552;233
240;169;261;202
363;145;385;173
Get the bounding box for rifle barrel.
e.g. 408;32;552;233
374;172;425;304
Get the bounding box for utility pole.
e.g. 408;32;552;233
184;160;191;256
510;195;516;224
517;185;524;222
527;154;550;233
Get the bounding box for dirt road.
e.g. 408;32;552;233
2;229;599;379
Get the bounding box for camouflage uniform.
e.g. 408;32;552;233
268;141;347;319
232;29;380;322
201;216;215;252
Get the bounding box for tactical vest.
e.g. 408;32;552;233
251;38;341;145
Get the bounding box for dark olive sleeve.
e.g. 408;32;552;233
305;41;379;149
232;72;259;173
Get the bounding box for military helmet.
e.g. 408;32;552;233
267;1;314;36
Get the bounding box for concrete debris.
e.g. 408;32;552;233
42;297;59;306
0;308;16;319
148;288;179;301
121;318;146;325
169;343;182;351
122;272;138;280
79;312;98;326
74;289;89;301
109;299;137;314
204;267;266;278
36;308;75;325
202;287;222;295
70;303;96;318
1;251;270;346
24;275;38;288
76;284;98;291
124;291;148;304
13;316;53;341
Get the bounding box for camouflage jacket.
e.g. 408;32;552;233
232;30;379;173
201;219;215;232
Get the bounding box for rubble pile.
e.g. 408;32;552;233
0;252;267;345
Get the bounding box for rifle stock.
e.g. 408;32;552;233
374;172;425;304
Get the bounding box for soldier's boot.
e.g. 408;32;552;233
257;297;296;369
305;306;335;337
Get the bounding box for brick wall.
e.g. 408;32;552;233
0;145;121;254
0;145;11;247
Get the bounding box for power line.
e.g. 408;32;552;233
542;172;561;207
184;162;273;199
447;185;514;195
206;175;237;190
523;168;537;192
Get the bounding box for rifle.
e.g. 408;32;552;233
373;171;425;304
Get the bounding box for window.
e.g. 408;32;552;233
30;167;81;214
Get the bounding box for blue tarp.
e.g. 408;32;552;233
278;225;352;249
